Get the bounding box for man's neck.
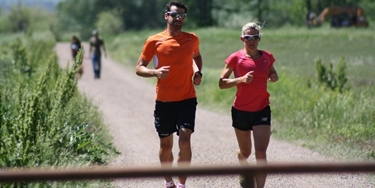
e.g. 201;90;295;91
166;27;181;37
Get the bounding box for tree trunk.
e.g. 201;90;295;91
257;0;263;22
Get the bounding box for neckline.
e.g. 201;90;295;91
243;49;261;59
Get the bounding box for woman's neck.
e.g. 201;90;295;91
243;49;260;59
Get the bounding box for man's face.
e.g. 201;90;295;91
165;5;186;30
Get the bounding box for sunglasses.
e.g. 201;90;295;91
167;11;187;19
242;34;261;41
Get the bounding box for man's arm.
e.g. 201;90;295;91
192;52;203;85
192;51;202;72
136;58;170;79
101;40;107;58
89;40;92;55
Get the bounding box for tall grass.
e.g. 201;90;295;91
107;25;375;161
0;35;118;187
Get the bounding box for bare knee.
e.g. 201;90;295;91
238;149;251;159
160;138;173;151
179;138;191;151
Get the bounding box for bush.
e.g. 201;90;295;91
314;57;350;93
0;38;119;187
95;10;123;36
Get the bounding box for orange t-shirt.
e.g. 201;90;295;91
140;30;200;102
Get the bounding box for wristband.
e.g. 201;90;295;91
195;71;203;77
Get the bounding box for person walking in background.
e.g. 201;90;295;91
89;30;107;79
218;22;278;188
135;1;203;188
71;35;82;61
71;35;84;79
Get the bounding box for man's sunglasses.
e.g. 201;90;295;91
242;34;261;41
167;11;187;19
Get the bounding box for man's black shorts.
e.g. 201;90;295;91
231;105;271;131
154;98;197;138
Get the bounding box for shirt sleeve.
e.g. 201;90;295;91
140;37;156;62
192;33;200;56
225;52;238;70
267;52;275;68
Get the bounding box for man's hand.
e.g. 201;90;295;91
193;71;202;85
154;66;170;79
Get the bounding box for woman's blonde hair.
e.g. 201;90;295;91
241;22;263;35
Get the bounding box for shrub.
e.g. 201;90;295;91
0;38;119;187
314;57;350;93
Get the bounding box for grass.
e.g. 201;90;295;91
106;25;375;162
0;33;118;187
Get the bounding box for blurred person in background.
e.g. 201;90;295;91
89;30;107;79
71;35;84;79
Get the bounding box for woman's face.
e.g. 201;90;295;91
241;29;260;50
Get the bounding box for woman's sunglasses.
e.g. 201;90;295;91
242;34;261;41
167;11;187;19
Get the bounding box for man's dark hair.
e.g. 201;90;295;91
165;1;188;13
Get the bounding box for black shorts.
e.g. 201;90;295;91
231;105;271;131
154;98;197;138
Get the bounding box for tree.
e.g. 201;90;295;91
7;6;31;32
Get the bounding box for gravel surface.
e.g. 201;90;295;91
55;42;374;188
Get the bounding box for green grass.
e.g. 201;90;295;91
107;25;375;162
1;34;118;188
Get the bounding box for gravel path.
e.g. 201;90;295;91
55;42;374;188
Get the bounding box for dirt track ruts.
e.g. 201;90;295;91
55;42;374;188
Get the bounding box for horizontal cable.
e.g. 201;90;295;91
1;162;375;183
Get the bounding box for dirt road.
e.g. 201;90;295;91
55;43;374;188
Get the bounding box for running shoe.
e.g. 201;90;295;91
239;175;253;188
177;183;186;188
166;181;176;188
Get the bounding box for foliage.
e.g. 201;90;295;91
95;10;123;35
54;0;375;32
211;0;255;28
6;6;31;32
314;57;350;93
0;6;53;33
0;37;119;187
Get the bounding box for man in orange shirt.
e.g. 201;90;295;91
135;1;203;188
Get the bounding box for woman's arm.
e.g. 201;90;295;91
219;64;253;89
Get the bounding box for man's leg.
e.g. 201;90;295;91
97;56;101;78
252;125;270;188
91;55;100;78
177;128;192;185
91;56;96;77
159;134;174;183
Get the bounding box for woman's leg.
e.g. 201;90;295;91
252;125;271;188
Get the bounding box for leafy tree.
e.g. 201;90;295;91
56;0;98;39
95;11;123;35
7;6;31;32
55;0;375;31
